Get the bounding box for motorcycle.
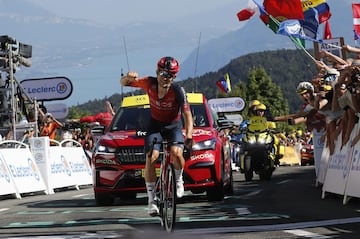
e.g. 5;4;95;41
237;116;276;181
229;120;249;171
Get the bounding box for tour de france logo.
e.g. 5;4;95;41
34;152;44;164
34;139;43;149
57;82;67;94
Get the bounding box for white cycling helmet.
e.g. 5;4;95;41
296;81;314;95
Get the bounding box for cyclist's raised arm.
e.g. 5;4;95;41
120;71;139;86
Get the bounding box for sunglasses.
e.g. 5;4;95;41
159;71;174;79
324;74;337;83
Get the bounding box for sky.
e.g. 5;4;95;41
22;0;245;107
27;0;243;26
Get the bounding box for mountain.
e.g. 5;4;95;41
0;0;355;107
74;49;317;117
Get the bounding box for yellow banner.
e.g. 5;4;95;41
301;0;326;12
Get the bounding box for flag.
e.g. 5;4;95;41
261;0;304;24
216;73;231;93
237;0;258;21
302;0;331;24
323;20;332;39
276;8;319;41
353;3;360;40
252;0;306;48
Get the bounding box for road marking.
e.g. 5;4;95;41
0;208;9;212
177;217;360;234
277;179;292;185
284;229;331;238
236;207;251;215
17;211;55;215
6;222;55;228
72;194;90;198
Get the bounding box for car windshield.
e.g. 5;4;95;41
110;106;151;131
110;103;209;131
190;104;210;127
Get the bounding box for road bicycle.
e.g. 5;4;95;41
150;138;184;233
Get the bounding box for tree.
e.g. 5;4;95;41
244;67;289;117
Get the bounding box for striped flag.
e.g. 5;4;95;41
353;3;360;40
216;73;231;93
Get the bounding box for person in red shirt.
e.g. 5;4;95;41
120;56;194;216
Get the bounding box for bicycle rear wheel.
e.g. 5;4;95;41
163;163;176;232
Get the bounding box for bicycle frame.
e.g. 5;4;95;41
151;139;181;233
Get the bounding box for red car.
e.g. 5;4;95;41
300;138;314;166
91;93;234;205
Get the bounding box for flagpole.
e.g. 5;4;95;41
193;32;201;92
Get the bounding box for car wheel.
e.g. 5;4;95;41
259;157;273;181
224;167;234;195
95;192;114;206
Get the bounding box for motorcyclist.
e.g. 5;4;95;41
240;102;277;180
250;103;282;165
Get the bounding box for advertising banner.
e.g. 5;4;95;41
0;151;18;198
208;97;245;113
20;76;73;101
0;147;47;195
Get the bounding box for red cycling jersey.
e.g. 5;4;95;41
128;76;191;123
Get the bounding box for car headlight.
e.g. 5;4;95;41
258;138;266;144
248;139;256;144
96;144;117;153
192;138;216;151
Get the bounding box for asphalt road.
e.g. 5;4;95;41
1;165;360;238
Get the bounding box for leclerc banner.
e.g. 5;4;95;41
208;97;245;113
20;77;73;101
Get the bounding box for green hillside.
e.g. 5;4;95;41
69;49;317;118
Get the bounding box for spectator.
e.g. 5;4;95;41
21;128;35;144
40;112;63;144
335;65;358;148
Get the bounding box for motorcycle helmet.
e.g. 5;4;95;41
157;56;180;75
254;103;266;111
249;99;261;109
296;81;314;95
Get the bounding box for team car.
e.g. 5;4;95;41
91;93;234;205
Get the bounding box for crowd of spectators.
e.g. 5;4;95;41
0;101;115;152
276;44;360;155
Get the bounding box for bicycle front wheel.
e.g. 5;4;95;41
163;163;176;232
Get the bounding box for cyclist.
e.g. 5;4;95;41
120;56;194;216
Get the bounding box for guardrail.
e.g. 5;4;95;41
0;137;92;199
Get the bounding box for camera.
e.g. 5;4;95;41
0;35;32;69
